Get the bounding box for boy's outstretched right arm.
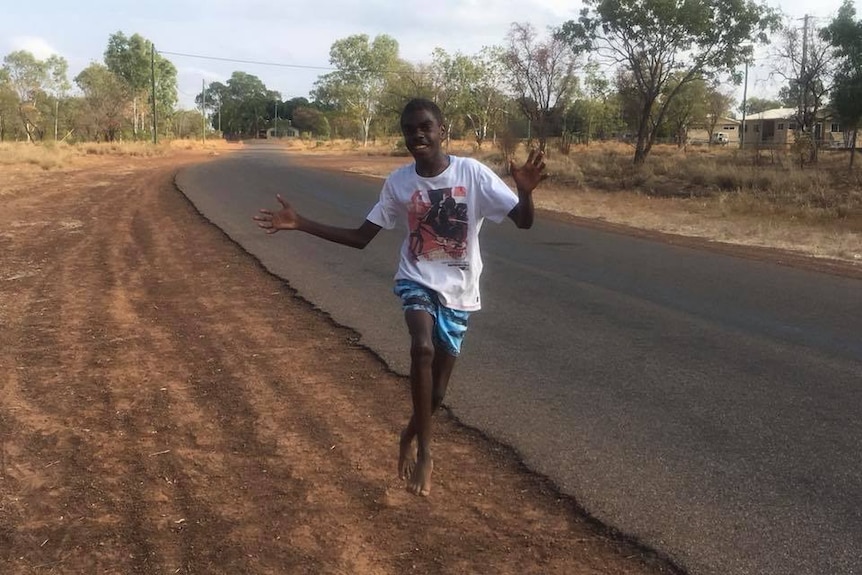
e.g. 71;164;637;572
254;194;382;249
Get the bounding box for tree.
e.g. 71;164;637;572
427;48;478;140
705;84;735;144
502;22;580;151
152;52;178;135
74;63;128;141
0;68;22;141
42;55;70;141
662;76;709;146
292;106;330;137
771;16;835;161
200;72;273;138
559;0;780;164
312;34;400;146
428;47;509;148
104;32;177;139
822;0;862;167
199;81;226;132
568;61;621;144
172;109;205;139
1;50;69;142
743;96;784;114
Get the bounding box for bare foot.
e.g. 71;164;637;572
398;429;415;480
408;455;433;497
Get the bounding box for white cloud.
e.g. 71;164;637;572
8;36;59;59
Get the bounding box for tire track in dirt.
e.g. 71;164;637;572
0;154;682;575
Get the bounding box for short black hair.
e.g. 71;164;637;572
401;98;444;125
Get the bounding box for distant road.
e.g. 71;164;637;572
177;142;862;575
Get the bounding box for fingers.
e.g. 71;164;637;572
256;220;280;234
253;211;273;222
277;193;288;207
526;148;545;165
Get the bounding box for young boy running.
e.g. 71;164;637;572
254;98;546;497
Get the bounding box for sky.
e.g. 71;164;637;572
1;0;858;110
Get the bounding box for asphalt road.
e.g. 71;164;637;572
176;143;862;575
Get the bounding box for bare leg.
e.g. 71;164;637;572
398;309;452;497
399;347;457;480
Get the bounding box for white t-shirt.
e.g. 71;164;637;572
365;155;518;311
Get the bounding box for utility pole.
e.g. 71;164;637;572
202;79;206;144
151;44;157;144
799;14;809;131
740;59;749;149
274;100;278;138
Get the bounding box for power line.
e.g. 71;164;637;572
158;49;433;77
158;50;337;72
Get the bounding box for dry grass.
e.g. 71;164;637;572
2;138;859;264
0;139;234;170
280;137;861;264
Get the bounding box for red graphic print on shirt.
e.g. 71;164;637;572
407;186;469;262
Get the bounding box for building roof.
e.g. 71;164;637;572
746;107;796;120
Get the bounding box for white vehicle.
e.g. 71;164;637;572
712;132;729;145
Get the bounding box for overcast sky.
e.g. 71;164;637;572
2;0;858;109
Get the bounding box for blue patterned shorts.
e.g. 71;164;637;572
394;280;471;356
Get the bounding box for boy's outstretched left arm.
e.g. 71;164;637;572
507;149;547;229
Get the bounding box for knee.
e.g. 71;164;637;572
410;338;435;366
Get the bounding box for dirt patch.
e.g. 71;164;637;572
0;152;680;573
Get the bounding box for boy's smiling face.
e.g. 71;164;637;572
400;108;446;164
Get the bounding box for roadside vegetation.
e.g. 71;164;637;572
1;128;860;263
277;135;862;226
0;139;223;170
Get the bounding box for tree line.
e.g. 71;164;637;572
2;0;861;164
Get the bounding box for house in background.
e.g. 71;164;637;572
740;107;851;148
687;116;740;145
265;125;300;138
739;107;797;148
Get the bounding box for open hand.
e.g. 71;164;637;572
509;149;548;193
253;194;298;234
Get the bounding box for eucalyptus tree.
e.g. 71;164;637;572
742;96;784;115
197;81;226;132
2;50;69;141
464;48;510;149
771;16;836;161
425;47;508;147
502;22;580;151
312;34;400;146
208;72;272;137
662;76;709;146
427;48;477;137
104;32;177;138
377;59;435;135
280;97;311;124
568;60;621;143
559;0;780;164
44;55;70;141
292;106;330;137
0;68;21;140
822;0;862;166
74;63;129;141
